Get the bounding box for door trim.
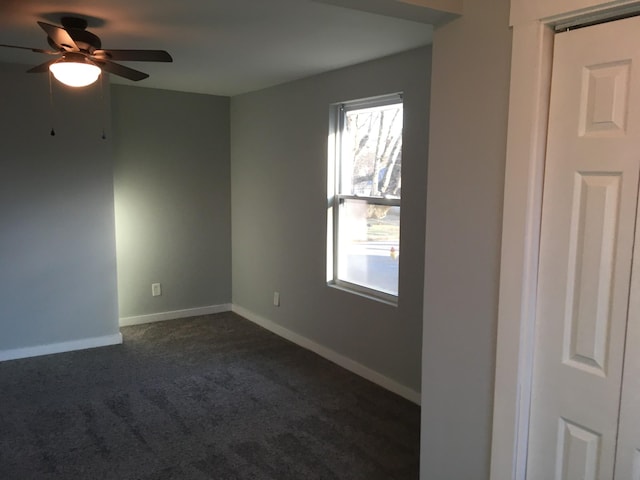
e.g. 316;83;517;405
490;21;554;480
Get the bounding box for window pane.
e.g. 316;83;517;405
341;103;403;198
337;199;399;296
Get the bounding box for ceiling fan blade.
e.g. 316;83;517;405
95;59;149;81
37;21;79;52
94;49;172;62
26;58;59;73
0;43;59;54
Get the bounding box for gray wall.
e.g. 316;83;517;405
231;47;431;393
420;0;512;478
0;63;120;350
111;86;231;319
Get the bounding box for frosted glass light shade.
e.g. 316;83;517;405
50;61;101;87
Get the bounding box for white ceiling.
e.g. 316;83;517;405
0;0;458;96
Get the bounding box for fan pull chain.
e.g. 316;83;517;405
48;71;56;136
100;74;107;140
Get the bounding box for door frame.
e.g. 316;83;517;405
490;2;640;479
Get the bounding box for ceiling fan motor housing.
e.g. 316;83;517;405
47;17;102;53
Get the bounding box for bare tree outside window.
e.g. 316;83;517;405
345;105;402;198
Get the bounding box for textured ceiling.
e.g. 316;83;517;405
0;0;456;96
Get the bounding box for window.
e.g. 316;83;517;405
328;93;403;303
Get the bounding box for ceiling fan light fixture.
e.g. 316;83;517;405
49;53;101;87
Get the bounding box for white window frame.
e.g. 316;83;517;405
327;93;403;305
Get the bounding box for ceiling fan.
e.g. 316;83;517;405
0;16;172;87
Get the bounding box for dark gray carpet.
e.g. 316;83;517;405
0;312;420;479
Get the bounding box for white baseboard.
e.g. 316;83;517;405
1;304;419;404
119;303;232;327
0;332;123;362
231;304;421;405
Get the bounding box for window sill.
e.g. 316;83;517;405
328;282;398;307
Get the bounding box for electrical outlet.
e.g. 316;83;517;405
273;291;280;307
152;283;162;297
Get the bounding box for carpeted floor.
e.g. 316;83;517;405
0;312;420;479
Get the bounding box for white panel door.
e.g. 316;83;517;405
527;16;640;480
